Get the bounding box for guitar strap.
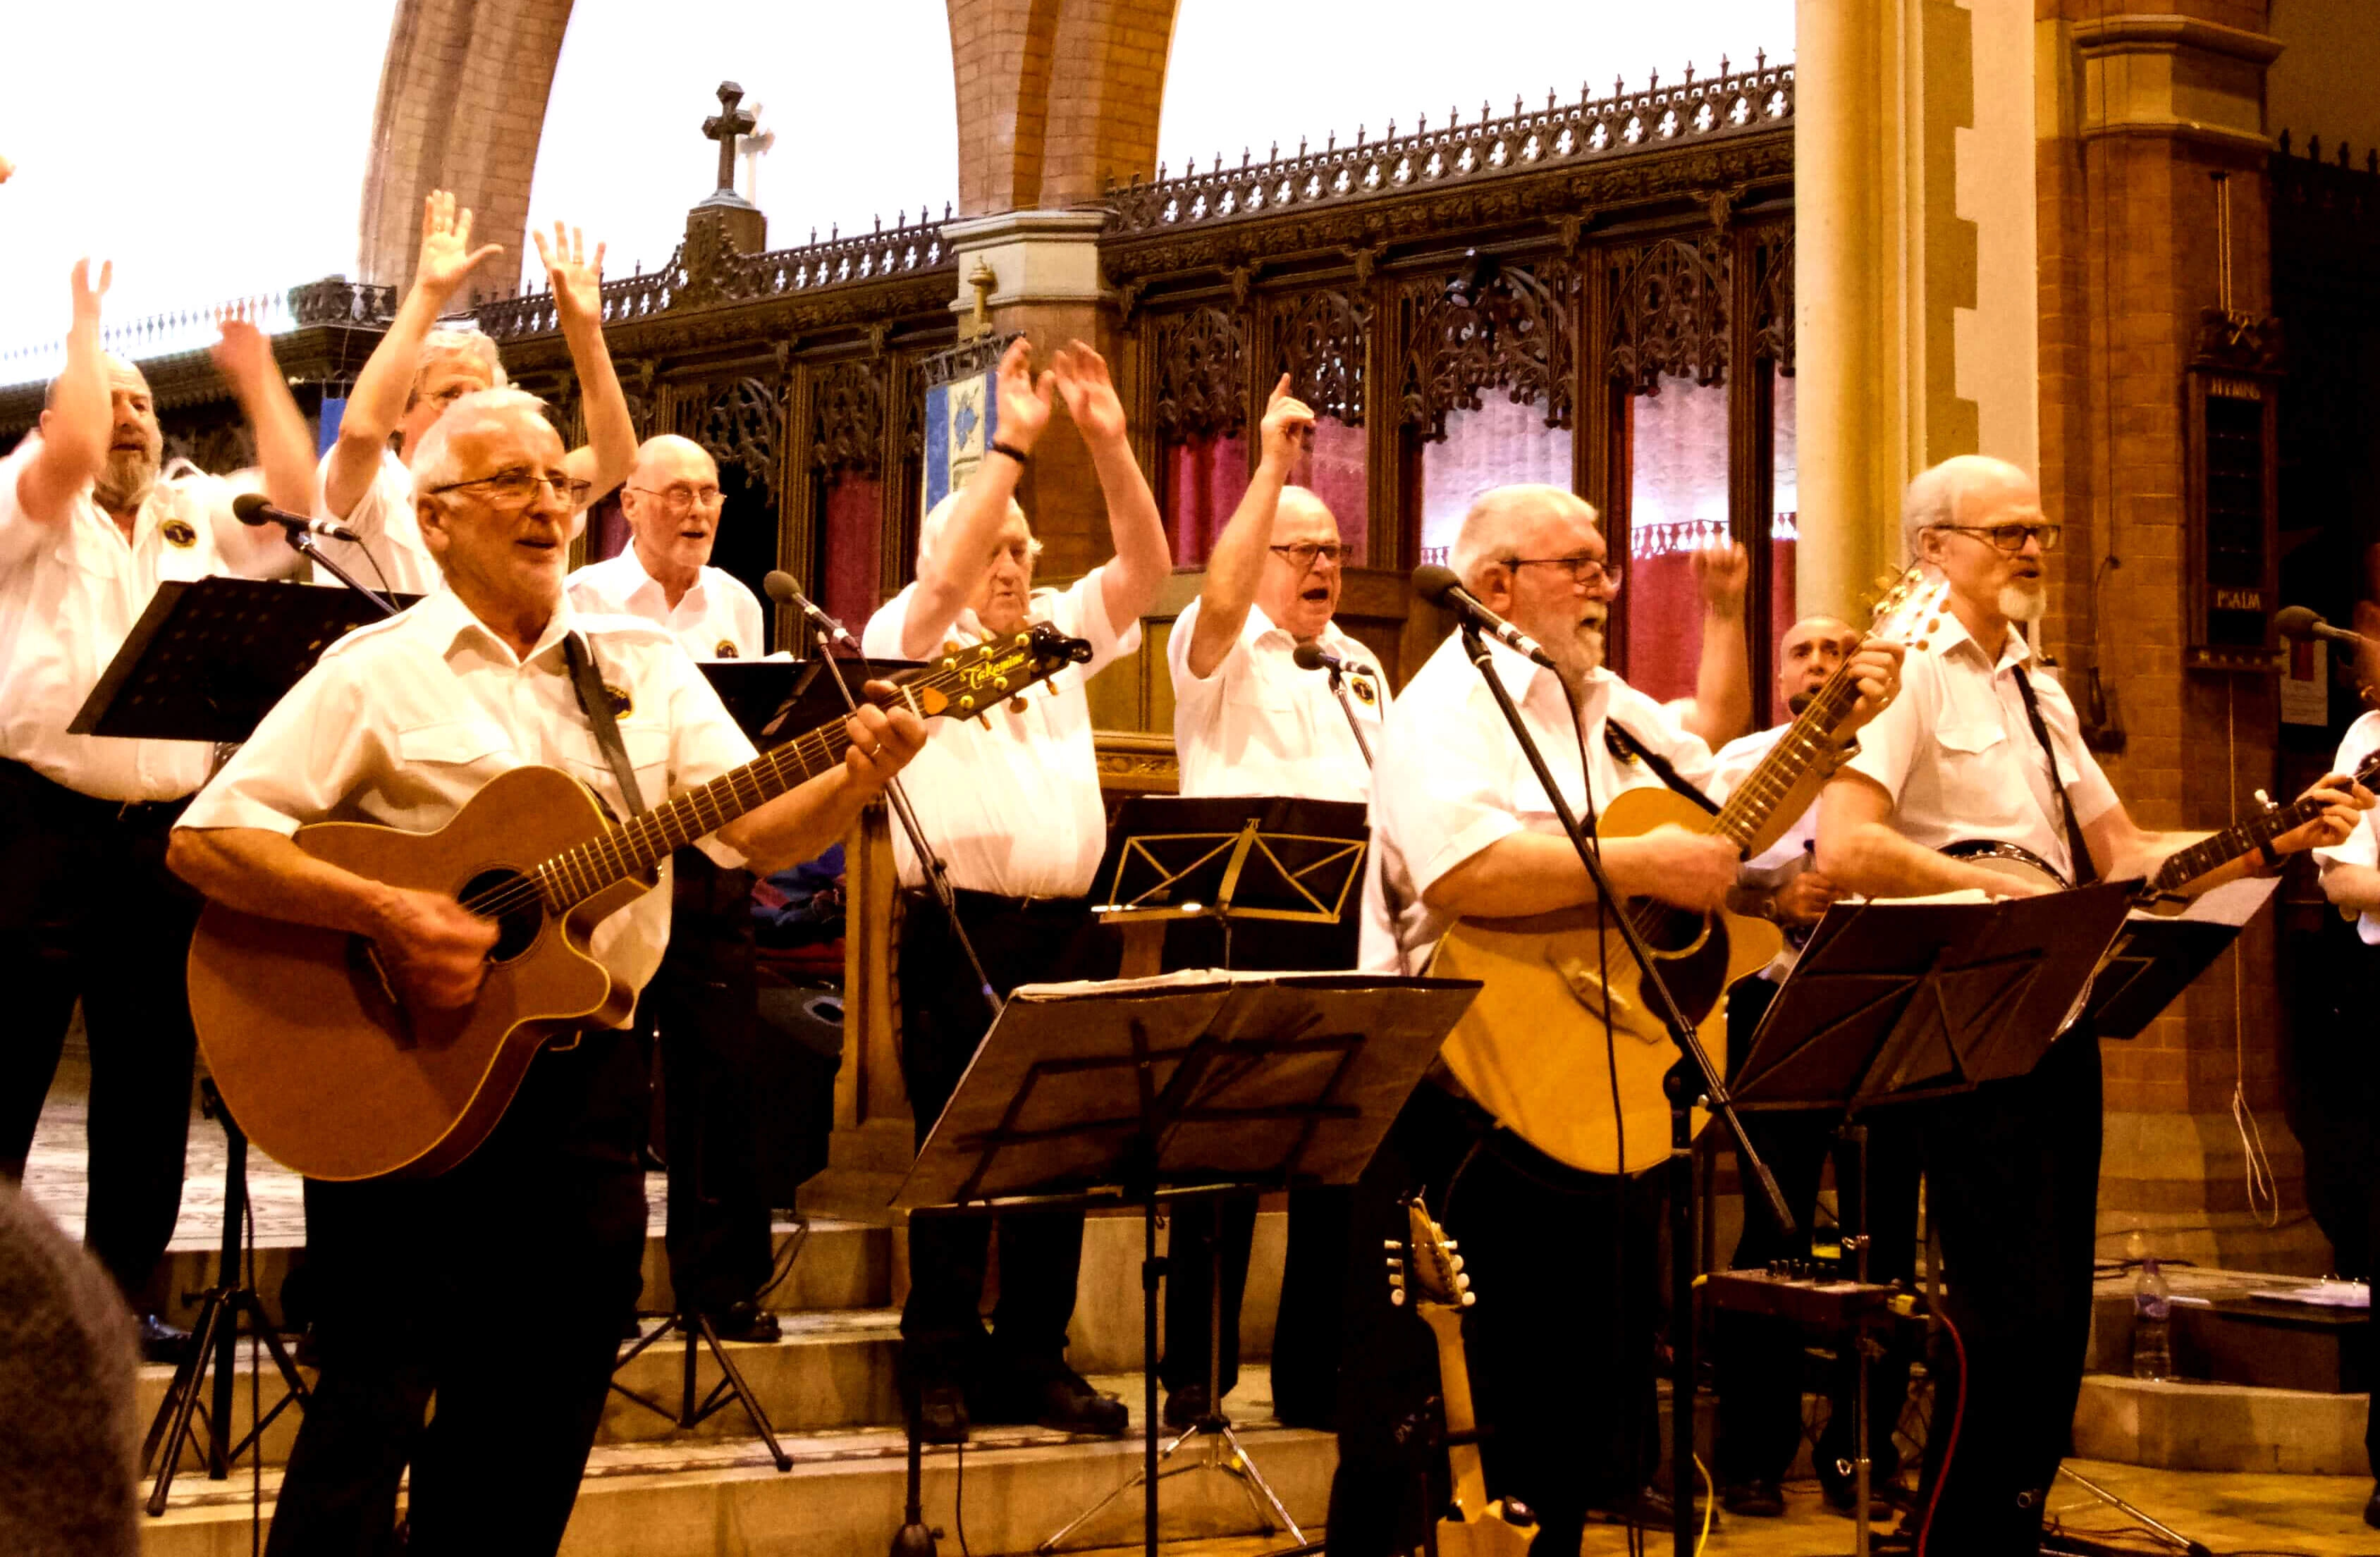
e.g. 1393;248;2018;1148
562;632;651;819
1603;720;1720;816
2011;664;2098;886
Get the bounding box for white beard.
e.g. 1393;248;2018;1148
1999;581;2046;623
92;448;158;515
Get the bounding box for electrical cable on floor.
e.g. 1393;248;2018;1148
1692;1452;1713;1557
754;1215;811;1304
953;1436;972;1557
1912;1305;1965;1557
247;1185;262;1557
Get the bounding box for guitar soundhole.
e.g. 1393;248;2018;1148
459;868;545;963
1632;900;1708;957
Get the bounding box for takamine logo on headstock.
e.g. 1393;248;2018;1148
921;625;1093;723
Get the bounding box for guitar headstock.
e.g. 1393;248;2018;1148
890;624;1093;723
1385;1197;1473;1311
1865;565;1949;653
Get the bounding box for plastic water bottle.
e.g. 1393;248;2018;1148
2130;1250;2174;1381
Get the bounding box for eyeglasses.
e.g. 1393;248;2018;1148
629;482;724;515
1270;541;1349;568
1932;522;2061;554
1504;554;1624;591
427;467;594;508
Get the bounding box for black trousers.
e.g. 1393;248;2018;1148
0;758;195;1307
897;890;1117;1384
1910;1027;2104;1556
1714;977;1924;1487
265;1030;650;1557
650;849;773;1315
1324;1083;1662;1557
1155;914;1356;1424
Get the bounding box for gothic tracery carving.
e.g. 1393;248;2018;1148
1750;228;1794;374
1151;305;1246;442
703;376;785;505
810;360;884;481
1397;258;1576;441
1268;289;1366;426
1607;235;1731;392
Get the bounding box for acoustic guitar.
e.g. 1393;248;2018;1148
1425;570;1948;1174
1387;1198;1535;1557
188;624;1091;1182
1942;743;2380;899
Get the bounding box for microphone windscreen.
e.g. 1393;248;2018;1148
231;492;274;527
1292;641;1327;672
1412;562;1463;608
2274;604;2322;640
763;570;802;605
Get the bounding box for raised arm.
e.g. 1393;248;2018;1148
211;312;317;517
1186;375;1312;678
16;260;112;525
1050;340;1169;636
325;192;501;518
1683;541;1753;747
537;223;637;505
899;337;1052;658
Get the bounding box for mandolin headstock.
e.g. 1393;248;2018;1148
1386;1197;1474;1313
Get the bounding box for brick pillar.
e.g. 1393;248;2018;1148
355;0;577;295
2037;5;2320;1271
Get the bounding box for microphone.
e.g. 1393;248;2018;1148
1292;641;1377;679
2276;604;2370;651
233;492;360;543
764;570;859;648
1412;563;1557;670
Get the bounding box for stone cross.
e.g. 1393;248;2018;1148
703;81;756;195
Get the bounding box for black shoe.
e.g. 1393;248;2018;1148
2364;1484;2380;1531
1720;1479;1785;1518
1163;1383;1215;1430
1033;1367;1129;1437
137;1314;190;1365
913;1382;970;1445
1817;1455;1899;1520
702;1302;782;1345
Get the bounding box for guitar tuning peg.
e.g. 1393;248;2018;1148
1441;1238;1458;1252
2255;789;2275;809
1385;1239;1404;1252
1458;1291;1476;1307
1390;1288;1407;1306
1449;1255;1465;1273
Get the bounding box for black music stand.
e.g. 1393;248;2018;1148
890;970;1478;1557
2085;876;2278;1040
1725;885;2132;1557
72;578;413;1515
69;576;417;742
1090;796;1369;975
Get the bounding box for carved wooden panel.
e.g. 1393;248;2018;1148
1268;288;1366;426
1751;227;1793;374
1607;235;1731;392
811;359;885;481
1396;257;1576;441
1152;305;1246;442
703;376;786;506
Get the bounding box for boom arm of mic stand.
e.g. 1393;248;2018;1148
286;532;398;617
1326;667;1375;768
804;632;1004;1023
1456;624;1794;1236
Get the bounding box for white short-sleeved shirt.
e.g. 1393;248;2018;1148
2315;710;2380;944
1836;615;2118;885
0;437;294;801
1361;631;1726;973
314;446;442;598
1167;596;1386;802
178;589;760;1009
860;570;1140;899
1712;725;1820;875
567;548;764;661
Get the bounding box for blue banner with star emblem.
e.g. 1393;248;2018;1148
919;335;1018;518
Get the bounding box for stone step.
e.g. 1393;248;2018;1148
135;1372;1334;1557
2072;1372;2371;1476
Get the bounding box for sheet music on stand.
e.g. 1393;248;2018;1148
2086;875;2279;1040
69;577;422;744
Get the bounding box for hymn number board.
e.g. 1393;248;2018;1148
2184;341;2283;672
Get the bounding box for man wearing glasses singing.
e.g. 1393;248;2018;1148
1815;455;2366;1555
568;434;777;1344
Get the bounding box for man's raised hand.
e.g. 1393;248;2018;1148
416;190;502;298
209;304;278;389
1257;373;1315;472
535;222;608;330
993;336;1055;455
70;257;111;328
1691;541;1751;619
1050;339;1128;445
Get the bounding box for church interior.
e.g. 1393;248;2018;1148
6;1;2380;1553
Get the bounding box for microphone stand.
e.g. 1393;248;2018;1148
1325;664;1375;768
283;530;398;617
1454;621;1792;1557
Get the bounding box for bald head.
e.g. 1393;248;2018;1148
620;434;726;589
1777;614;1859;712
1258;485;1348;640
629;433;715;488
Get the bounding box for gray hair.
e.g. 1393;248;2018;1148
1449;483;1597;591
916;488;1039;573
408;387;552;494
1901;455;2030;564
407;328;507;408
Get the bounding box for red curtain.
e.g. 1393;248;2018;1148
1164;432;1251;567
821;473;883;638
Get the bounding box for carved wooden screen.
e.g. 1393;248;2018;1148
1150;304;1250;565
811;357;888;634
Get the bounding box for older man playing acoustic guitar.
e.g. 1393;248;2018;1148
167;389;925;1556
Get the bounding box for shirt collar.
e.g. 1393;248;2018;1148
613;544;706;612
1929;609;2033;674
422;584;580;669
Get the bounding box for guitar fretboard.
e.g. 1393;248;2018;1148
1708;663;1864;851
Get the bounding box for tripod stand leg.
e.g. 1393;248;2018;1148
691;1315;792;1471
1217;1424;1304;1541
144;1290;229;1516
